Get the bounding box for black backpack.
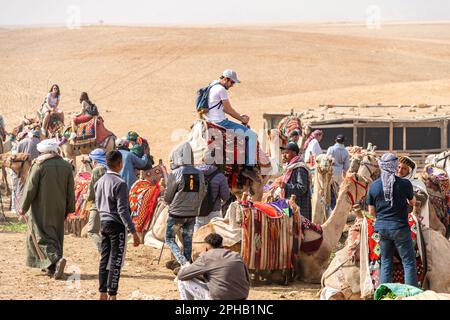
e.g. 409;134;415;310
86;103;99;116
195;82;224;113
199;170;221;217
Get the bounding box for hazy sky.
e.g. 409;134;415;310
1;0;450;26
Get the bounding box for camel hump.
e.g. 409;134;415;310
193;224;216;243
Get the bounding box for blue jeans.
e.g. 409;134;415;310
376;227;418;287
216;119;257;166
165;216;195;265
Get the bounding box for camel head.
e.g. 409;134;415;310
357;151;380;183
315;154;334;175
340;173;369;206
276;114;302;142
0;152;32;184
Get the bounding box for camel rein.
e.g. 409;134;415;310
346;177;368;206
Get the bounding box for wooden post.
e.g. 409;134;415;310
442;119;448;149
389;121;394;151
353;121;358;146
403;126;407;151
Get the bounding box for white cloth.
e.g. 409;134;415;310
204;80;228;123
178;278;212;300
305;138;322;163
36;138;59;154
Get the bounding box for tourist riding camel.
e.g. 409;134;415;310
201;69;259;182
367;153;418;287
177;233;250;300
41;84;64;136
280;142;312;220
304;129;323;166
70;92;99;142
19;138;75;279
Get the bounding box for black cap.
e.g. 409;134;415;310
282;142;300;154
336;134;345;142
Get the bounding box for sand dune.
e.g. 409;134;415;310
1;23;450;161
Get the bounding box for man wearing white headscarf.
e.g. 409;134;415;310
19;139;75;279
397;156;430;227
366;153;418;287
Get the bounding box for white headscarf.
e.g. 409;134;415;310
37;138;59;154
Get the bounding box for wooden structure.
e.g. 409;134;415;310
263;104;450;171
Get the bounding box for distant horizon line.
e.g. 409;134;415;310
1;20;450;29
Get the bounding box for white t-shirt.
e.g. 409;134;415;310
46;93;60;108
304;138;322;163
204;81;228;123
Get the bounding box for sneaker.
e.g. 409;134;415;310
241;168;261;183
165;260;180;270
54;258;66;280
173;266;180;276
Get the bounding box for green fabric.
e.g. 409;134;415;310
374;283;423;300
127;131;138;142
130;144;143;157
87;165;106;209
21;156;75;269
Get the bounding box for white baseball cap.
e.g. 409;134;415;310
222;69;241;83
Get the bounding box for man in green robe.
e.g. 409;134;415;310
19;139;75;279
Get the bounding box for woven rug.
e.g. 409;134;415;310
366;213;425;288
129;180;161;233
241;200;301;271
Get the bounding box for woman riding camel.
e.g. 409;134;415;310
42;84;64;135
70;92;98;141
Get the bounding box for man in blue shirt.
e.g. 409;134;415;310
116;138;151;190
366;153;418;287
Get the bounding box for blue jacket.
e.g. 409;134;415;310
118;149;150;190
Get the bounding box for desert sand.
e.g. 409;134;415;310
1;22;450;299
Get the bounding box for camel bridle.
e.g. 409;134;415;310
346;176;369;206
360;158;380;182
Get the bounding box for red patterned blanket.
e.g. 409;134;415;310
129;180;161;233
366;213;425;288
67;172;91;220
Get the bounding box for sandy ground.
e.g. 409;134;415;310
1;22;450;300
1;23;450;161
0;210;319;300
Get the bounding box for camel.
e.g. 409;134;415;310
321;212;450;299
419;164;449;237
426;150;450;177
59;122;116;172
264;113;302;177
311;154;334;225
294;172;369;283
187;119;274;201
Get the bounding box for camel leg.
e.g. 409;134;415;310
2;168;10;196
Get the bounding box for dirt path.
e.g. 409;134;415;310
0;211;319;300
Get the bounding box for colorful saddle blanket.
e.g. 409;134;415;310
366;213;426;288
66;116;114;146
67;172;91;220
241;199;301;271
205;121;271;189
129;180;161;233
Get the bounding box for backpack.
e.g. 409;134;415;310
195;82;224;113
199;169;222;217
86;103;99;116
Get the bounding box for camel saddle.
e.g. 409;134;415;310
188;120;271;189
300;217;324;254
67;116;114;147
